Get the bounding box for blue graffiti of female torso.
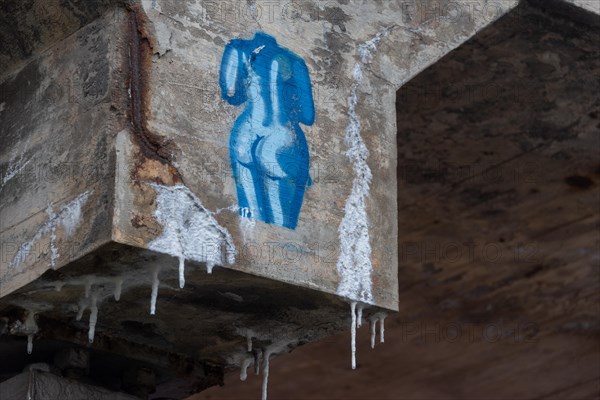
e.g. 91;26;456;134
220;32;315;229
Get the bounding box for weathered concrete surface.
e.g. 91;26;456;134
0;8;130;298
0;0;120;75
562;0;600;14
4;0;574;398
113;0;522;312
1;0;526;314
0;242;354;397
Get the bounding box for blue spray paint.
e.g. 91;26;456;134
219;32;315;229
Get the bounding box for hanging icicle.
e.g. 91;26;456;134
350;301;357;370
24;310;38;355
27;334;34;354
370;315;377;349
88;293;98;343
84;276;92;298
254;349;263;376
357;303;364;328
261;352;270;400
247;332;253;352
150;266;160;315
114;277;123;301
76;299;87;321
257;340;296;400
178;256;185;288
206;261;215;274
240;355;254;381
379;312;387;344
368;312;388;349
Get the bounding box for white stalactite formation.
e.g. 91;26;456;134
336;26;395;304
148;184;236;288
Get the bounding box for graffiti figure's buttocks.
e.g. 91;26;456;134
220;32;315;229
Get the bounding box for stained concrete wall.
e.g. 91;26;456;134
0;8;130;297
111;0;523;311
0;1;523;381
1;0;525;310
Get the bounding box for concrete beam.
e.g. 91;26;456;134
0;0;532;396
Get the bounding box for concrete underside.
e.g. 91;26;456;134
0;243;352;396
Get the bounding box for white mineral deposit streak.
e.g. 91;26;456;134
336;26;394;304
350;301;357;370
9;191;92;270
1;143;31;191
150;267;160;315
88;294;98;343
1;157;30;188
46;205;59;269
148;184;236;279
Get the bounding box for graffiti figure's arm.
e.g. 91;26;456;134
220;40;247;106
292;58;315;126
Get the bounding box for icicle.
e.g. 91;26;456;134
254;349;263;375
23;311;38;355
76;300;87;321
150;267;160;315
88;293;98;343
178;256;185;288
206;261;214;274
84;277;92;298
247;332;253;352
114;277;123;301
379;313;387;344
261;351;271;400
240;355;253;381
27;334;33;354
255;340;296;399
350;301;357;370
357;303;364;328
370;316;377;349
